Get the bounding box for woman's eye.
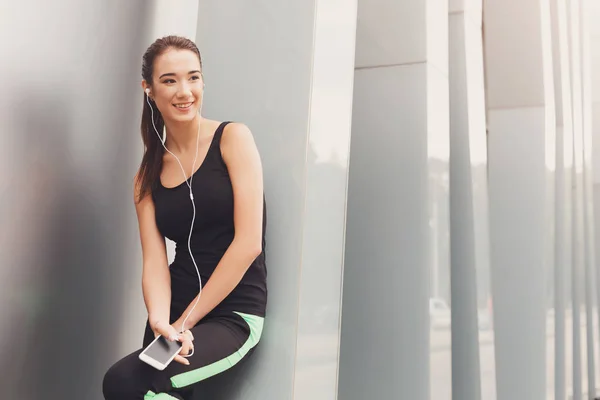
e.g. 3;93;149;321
191;76;200;80
164;79;175;84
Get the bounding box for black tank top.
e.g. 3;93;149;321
152;121;267;319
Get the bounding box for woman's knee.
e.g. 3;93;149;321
102;359;141;399
102;362;125;399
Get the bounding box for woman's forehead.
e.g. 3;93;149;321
154;49;201;74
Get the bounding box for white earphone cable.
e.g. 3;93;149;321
146;91;203;357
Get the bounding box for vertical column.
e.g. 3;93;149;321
579;1;598;396
339;0;449;399
195;1;357;399
483;0;556;399
568;0;589;396
590;1;600;392
448;0;489;399
549;0;575;399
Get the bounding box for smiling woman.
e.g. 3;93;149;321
102;36;268;400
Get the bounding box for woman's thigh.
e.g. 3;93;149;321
164;312;253;390
103;312;261;399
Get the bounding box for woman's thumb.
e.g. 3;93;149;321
165;326;179;342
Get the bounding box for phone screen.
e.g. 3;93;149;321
142;336;182;365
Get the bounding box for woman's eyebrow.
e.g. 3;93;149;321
159;70;201;79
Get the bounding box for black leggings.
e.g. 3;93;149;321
102;311;263;400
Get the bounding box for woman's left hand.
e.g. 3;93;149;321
175;329;195;364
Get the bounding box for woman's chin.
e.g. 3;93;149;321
167;110;198;124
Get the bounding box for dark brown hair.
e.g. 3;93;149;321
135;35;203;203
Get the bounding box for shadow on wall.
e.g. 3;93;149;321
0;86;116;399
0;89;71;400
0;94;142;400
0;80;135;399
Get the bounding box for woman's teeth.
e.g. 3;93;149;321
174;103;192;108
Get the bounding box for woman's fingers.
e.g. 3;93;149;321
165;331;192;365
173;337;193;366
177;330;194;345
178;330;194;342
173;355;190;365
170;329;194;366
155;322;179;341
179;337;194;353
179;340;190;355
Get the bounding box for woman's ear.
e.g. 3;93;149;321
141;80;151;97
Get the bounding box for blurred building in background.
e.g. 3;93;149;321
1;0;600;399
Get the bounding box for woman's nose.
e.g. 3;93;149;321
176;83;192;98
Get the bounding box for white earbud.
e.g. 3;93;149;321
145;88;150;95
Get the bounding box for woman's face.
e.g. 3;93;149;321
144;48;204;124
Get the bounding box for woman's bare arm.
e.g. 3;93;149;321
173;123;263;330
134;174;171;332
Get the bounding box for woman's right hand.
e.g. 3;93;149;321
152;321;191;365
152;320;178;341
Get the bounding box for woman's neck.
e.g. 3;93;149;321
164;115;204;154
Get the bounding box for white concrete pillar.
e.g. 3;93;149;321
194;1;357;399
483;0;556;398
589;1;600;393
579;0;599;396
591;0;600;189
549;0;575;398
448;0;490;399
339;0;450;399
567;0;592;396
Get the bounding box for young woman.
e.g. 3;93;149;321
103;35;267;400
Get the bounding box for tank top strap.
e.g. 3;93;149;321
206;121;232;168
212;121;232;147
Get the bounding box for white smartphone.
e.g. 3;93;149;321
138;335;182;370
